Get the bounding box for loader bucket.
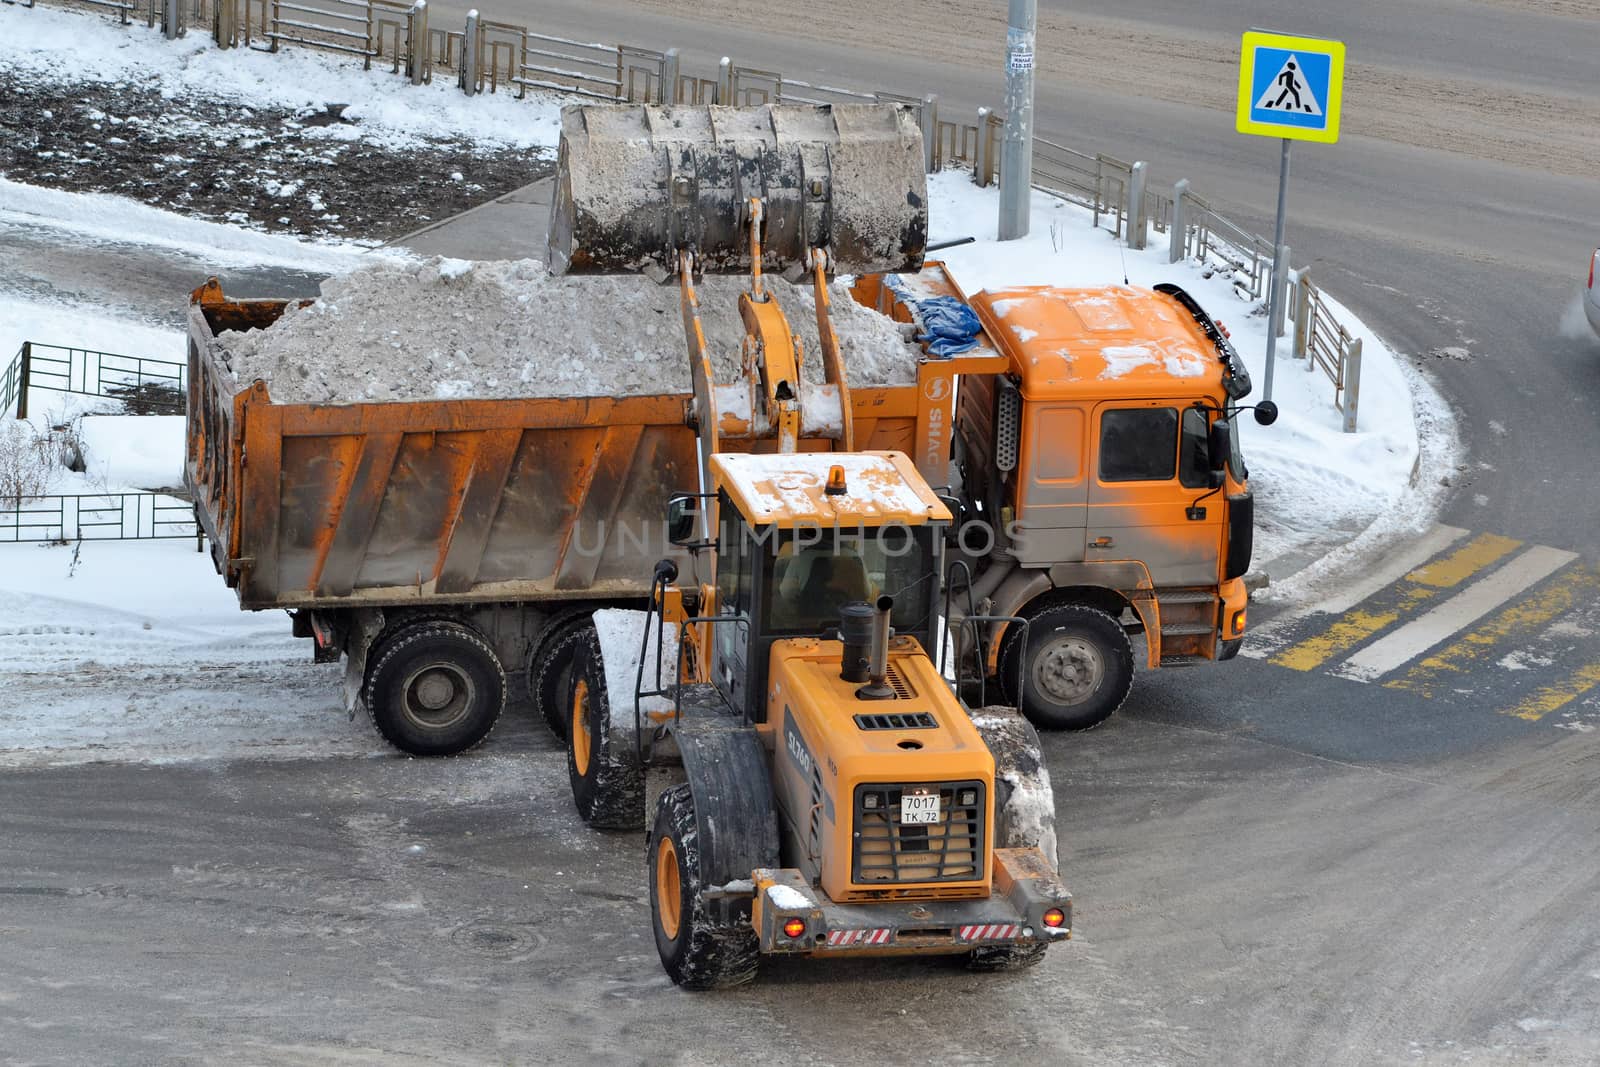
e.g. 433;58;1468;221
547;103;928;278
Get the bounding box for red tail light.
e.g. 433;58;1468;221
1042;908;1066;929
782;918;807;939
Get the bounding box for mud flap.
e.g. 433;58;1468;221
340;609;385;719
677;720;781;927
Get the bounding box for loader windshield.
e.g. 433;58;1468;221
761;527;937;636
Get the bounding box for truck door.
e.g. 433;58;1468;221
1086;401;1223;587
1015;403;1088;563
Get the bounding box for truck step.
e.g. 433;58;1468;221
1156;591;1217;605
1159;654;1212;667
1160;623;1217;637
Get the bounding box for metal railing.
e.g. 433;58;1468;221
4;342;186;419
1289;270;1363;431
0;492;198;542
1174;186;1274;301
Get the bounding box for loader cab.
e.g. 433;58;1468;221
706;452;952;723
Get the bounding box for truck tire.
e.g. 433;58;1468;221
566;626;645;831
649;783;760;990
1001;604;1133;731
364;622;506;756
526;610;593;741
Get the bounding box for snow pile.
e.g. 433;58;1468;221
592;608;680;720
0;5;559;152
219;257;919;403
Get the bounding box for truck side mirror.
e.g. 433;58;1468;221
1207;419;1232;487
666;494;699;546
1253;400;1279;426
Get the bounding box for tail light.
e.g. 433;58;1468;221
1042;908;1066;929
1589;251;1596;290
782;918;807;939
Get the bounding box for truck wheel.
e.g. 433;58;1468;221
566;627;645;831
526;611;592;741
364;622;505;756
649;784;760;990
1002;604;1133;731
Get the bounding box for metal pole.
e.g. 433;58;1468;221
1261;138;1292;403
661;47;680;105
974;107;993;189
1272;243;1291;337
408;1;428;85
163;0;180;39
919;94;939;173
1169;179;1189;264
460;10;479;95
997;0;1036;240
717;56;732;106
1126;161;1148;250
17;343;30;421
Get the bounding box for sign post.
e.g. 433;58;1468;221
1235;30;1345;404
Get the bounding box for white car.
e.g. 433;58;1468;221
1587;248;1600;337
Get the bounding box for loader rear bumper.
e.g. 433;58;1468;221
751;848;1070;957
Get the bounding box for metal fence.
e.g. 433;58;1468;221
1289;270;1363;432
0;492;198;542
3;342;187;419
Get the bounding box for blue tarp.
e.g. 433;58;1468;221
916;295;983;356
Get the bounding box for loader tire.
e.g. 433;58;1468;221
649;784;760;991
526;610;593;741
566;627;645;831
364;622;505;756
966;942;1049;972
1001;604;1133;731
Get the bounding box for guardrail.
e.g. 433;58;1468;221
1289;270;1362;432
0;491;198;543
16;0;1365;428
3;342;187;419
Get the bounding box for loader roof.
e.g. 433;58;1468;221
972;285;1231;401
711;451;951;529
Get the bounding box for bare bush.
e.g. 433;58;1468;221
0;420;56;509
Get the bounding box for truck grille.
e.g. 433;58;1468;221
852;781;984;885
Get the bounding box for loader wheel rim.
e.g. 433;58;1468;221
571;678;592;777
1033;635;1105;706
656;836;682;941
400;664;474;729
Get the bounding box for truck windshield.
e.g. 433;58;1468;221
760;527;937;636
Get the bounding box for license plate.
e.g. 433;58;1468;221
900;792;941;824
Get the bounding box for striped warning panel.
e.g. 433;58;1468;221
825;928;892;947
958;923;1020;942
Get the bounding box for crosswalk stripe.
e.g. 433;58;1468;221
1269;532;1522;673
1332;546;1580;682
1242;525;1469;659
1508;663;1600;722
1385;565;1600;697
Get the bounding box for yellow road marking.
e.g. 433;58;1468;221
1508;663;1600;722
1270;533;1522;672
1385;565;1600;697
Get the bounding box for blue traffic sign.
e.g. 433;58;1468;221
1236;32;1345;143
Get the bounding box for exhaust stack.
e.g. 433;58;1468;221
856;595;896;701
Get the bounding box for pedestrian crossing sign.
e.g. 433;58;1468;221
1236;31;1345;143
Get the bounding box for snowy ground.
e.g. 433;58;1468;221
0;5;1447;766
0;5;558;240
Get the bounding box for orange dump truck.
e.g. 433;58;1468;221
186;257;1266;756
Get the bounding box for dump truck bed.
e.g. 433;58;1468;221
186;286;700;612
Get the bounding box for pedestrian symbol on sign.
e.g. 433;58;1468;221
1256;56;1323;116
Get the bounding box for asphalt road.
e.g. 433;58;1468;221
6;1;1600;1063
